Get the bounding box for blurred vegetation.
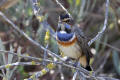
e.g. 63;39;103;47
0;0;120;80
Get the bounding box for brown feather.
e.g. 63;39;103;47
79;55;87;67
72;25;93;67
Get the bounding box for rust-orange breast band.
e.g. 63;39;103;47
56;36;77;47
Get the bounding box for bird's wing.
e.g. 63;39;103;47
72;25;93;64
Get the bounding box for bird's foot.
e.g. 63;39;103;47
73;62;79;67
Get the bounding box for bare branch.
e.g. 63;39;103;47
72;62;80;80
43;44;49;65
0;50;54;63
31;0;41;16
0;62;41;70
54;0;72;18
0;11;64;61
58;65;64;80
88;0;109;46
25;63;55;80
0;50;91;76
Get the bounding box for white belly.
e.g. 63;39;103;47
59;42;82;59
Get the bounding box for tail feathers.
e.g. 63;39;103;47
85;65;92;71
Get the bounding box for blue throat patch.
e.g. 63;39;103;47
57;32;74;41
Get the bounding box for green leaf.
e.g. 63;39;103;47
76;0;81;6
68;0;73;5
28;8;33;16
109;23;114;30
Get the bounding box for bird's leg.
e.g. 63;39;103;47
73;61;79;67
65;57;72;62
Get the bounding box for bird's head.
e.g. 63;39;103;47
59;13;71;23
56;14;75;41
59;13;74;25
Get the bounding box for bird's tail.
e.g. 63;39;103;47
85;65;92;71
79;55;92;71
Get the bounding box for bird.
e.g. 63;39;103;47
56;14;93;71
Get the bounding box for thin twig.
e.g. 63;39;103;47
0;50;90;76
54;0;72;18
72;62;80;80
72;70;79;80
0;50;50;62
0;62;41;70
26;63;55;80
43;44;49;65
88;0;109;46
58;65;64;80
31;0;40;16
79;72;87;80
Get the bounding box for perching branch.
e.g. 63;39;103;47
72;62;81;80
0;50;91;77
0;49;117;80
